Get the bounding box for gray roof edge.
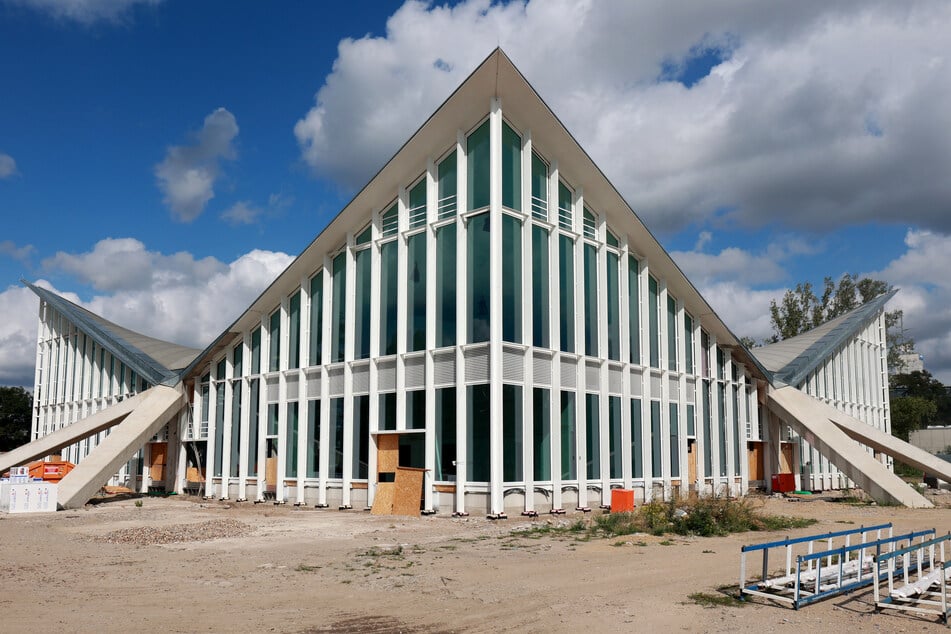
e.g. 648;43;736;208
22;280;180;385
774;289;898;388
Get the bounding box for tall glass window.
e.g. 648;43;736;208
558;234;575;353
435;387;456;481
583;244;598;355
435;225;456;347
501;121;521;211
248;379;259;476
407;390;426;429
214;362;226;477
718;383;727;477
606;251;620;360
532;225;550;348
467;384;490;482
609;396;622;479
586;393;600;479
650;400;661;478
669;403;680;478
648;276;659;368
309;274;323;366
630;398;642;479
331;252;347;363
329;398;344;478
407;232;426;351
502;214;522;343
288;291;301;369
733;385;742;476
381;202;398;238
353;395;369;480
230;375;241;478
268;309;281;372
560;391;576;480
686;403;696;437
286;402;298;478
531;152;548;220
379;392;397;431
380;240;398;355
667;295;677;372
408;178;427;229
251;328;261;374
437;151;457;219
629;256;640;364
467;120;490;211
533;387;551;481
306;399;320;478
503;384;523;482
684;314;694;374
557;181;573;230
468;213;491;343
354;247;372;359
703;381;713;476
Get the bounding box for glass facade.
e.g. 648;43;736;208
533;388;550;481
583;244;598;355
354;247;372;359
468;213;491;343
435;225;456;347
501;214;522;343
558;235;575;353
331;252;346;363
380;240;398;355
532;225;549;348
467;120;490;211
407;232;426;351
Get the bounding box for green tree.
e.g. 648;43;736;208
890;396;937;441
891;370;951;420
768;274;912;374
0;386;32;452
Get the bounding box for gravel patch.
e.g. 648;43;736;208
94;519;253;545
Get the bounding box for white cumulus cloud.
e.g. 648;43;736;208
155;108;239;222
295;0;951;234
0;152;17;179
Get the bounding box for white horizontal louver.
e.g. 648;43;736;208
306;374;321;398
608;363;622;395
503;347;523;382
585;361;600;391
405;355;425;389
532;353;551;386
433;351;455;386
630;369;642;398
286;373;299;401
650;373;662;399
465;347;489;383
377;359;396;391
266;377;279;403
352;363;369;394
560;357;576;389
668;376;679;401
328;366;345;396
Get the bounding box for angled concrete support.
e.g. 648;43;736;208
767;386;932;508
56;384;185;509
0;391;149;475
830;413;951;484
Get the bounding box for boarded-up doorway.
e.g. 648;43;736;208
687;439;698;489
780;442;796;474
748;441;765;482
372;432;425;516
149;442;167;484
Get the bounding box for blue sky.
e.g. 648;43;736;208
2;0;950;387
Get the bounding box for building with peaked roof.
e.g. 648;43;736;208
10;49;945;512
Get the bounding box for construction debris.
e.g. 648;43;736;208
94;519;251;545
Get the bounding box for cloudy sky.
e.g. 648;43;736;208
1;0;950;388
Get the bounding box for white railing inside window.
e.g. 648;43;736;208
558;205;573;230
437;194;457;220
583;221;597;239
531;195;547;220
407;202;427;228
381;212;399;237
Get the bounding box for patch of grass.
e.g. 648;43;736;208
593;494;817;538
688;590;745;608
835;520;855;524
295;564;320;572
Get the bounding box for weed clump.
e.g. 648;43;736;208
593;495;816;538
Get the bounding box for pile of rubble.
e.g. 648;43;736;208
95;519;252;545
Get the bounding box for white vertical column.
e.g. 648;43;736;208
424;159;438;513
488;97;504;517
548;160;563;513
256;315;269;502
204;362;218;499
638;258;652;500
297;275;311;505
342;234;356;508
658;281;670;500
723;350;736;496
318;260;333;507
521;129;534;515
597;212;611;507
220;343;234;499
573;187;587;510
454;130;468;516
238;331;252;501
396;187;409;436
277;295;289;502
367;209;382;508
620;241;632;490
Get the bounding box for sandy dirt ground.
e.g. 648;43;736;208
2;492;951;633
